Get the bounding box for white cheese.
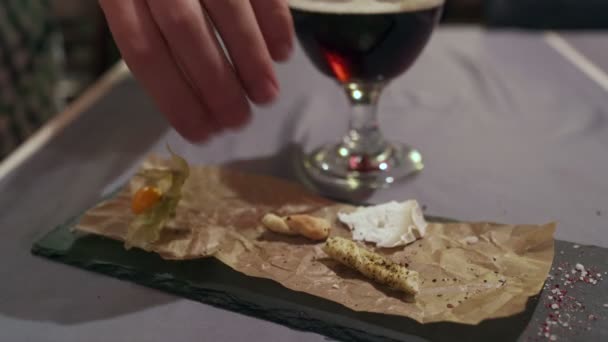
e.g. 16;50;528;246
338;200;427;248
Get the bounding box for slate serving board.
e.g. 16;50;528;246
31;215;608;342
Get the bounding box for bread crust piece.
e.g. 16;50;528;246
261;213;331;241
285;215;330;240
323;237;419;296
262;213;297;235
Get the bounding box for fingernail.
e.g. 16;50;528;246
273;43;293;62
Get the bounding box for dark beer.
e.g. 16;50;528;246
290;0;443;83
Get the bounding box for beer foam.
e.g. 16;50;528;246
289;0;444;14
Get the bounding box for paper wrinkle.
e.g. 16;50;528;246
76;157;556;325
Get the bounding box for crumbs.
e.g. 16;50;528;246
533;259;605;341
429;270;506;310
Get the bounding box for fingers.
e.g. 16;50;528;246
146;0;251;129
99;0;214;142
250;0;295;62
102;0;291;141
202;0;279;104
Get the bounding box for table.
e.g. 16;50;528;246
1;27;607;341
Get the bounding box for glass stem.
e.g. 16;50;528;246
341;82;387;156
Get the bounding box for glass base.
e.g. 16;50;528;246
302;141;423;191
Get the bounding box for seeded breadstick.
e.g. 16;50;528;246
323;237;419;296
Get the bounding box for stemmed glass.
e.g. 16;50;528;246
289;0;444;189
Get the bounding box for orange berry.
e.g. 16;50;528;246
131;186;162;214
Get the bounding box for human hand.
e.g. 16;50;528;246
100;0;294;141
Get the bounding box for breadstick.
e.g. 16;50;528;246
285;215;331;241
323;237;419;295
262;213;297;235
261;213;331;241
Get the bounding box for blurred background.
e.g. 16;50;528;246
0;0;607;158
51;0;607;104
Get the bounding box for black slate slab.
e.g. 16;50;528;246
31;216;607;342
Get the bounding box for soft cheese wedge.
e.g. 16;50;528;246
338;200;427;248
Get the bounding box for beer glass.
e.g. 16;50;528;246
290;0;443;189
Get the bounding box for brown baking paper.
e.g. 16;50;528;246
76;157;555;325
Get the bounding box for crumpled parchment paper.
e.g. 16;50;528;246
76;156;555;324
